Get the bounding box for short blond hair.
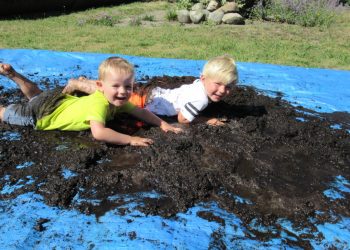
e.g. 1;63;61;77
98;57;135;81
202;55;238;85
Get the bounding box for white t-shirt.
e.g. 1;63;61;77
146;79;208;122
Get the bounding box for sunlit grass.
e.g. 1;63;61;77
0;1;349;70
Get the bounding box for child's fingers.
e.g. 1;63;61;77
143;138;154;144
213;120;226;126
173;127;184;133
130;137;153;146
138;138;153;146
207;118;228;126
219;117;228;122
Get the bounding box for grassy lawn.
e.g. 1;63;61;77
0;1;349;70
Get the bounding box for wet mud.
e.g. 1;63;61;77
1;76;349;247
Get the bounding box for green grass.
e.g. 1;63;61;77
0;1;349;70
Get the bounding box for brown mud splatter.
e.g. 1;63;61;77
0;76;349;247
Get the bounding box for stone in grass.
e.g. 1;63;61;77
191;3;204;11
219;2;239;13
177;10;191;23
203;9;210;20
207;0;219;11
190;10;205;24
222;13;245;25
208;9;224;24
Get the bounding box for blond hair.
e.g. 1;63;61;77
202;55;238;85
98;57;135;81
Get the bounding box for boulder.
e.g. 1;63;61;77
177;9;191;23
219;2;239;13
206;0;219;11
208;9;224;24
190;10;205;24
191;3;204;11
203;9;210;20
222;13;245;24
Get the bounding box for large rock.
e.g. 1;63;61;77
190;10;205;24
219;2;239;13
208;9;224;24
203;9;210;20
206;0;219;11
177;9;191;23
191;3;204;11
222;13;245;24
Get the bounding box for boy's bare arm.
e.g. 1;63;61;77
90;120;153;146
130;107;183;133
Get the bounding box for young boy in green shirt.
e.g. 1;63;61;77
0;57;182;146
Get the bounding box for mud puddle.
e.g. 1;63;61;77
0;76;349;247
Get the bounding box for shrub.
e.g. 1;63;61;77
166;8;178;21
251;0;340;27
85;12;117;27
142;15;155;22
129;17;142;26
339;0;350;5
176;0;194;10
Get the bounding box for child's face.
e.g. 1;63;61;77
201;76;231;102
97;70;134;107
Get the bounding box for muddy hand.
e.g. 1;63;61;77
160;122;184;134
206;118;228;126
129;136;154;147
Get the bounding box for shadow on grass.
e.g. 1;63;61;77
0;0;141;20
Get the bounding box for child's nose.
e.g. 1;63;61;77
120;86;127;93
219;85;226;93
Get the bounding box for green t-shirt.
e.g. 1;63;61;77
36;91;136;131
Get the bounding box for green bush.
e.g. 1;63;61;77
129;16;142;26
143;15;155;21
339;0;350;5
85;12;118;27
251;0;339;27
166;8;178;21
176;0;194;10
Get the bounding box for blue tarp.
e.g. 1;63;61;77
0;49;349;249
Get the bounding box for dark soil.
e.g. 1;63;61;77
1;76;349;247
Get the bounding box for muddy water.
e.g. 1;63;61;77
0;76;349;247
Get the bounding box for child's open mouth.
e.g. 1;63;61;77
115;96;127;100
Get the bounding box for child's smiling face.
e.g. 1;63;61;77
97;70;134;107
201;75;231;102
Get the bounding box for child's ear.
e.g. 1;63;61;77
96;80;103;90
200;75;206;82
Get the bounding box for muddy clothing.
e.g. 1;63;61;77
132;79;208;122
4;90;136;131
3;88;66;127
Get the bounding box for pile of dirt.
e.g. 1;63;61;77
1;76;349;247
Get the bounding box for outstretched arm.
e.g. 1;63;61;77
90;120;153;146
130;107;183;133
